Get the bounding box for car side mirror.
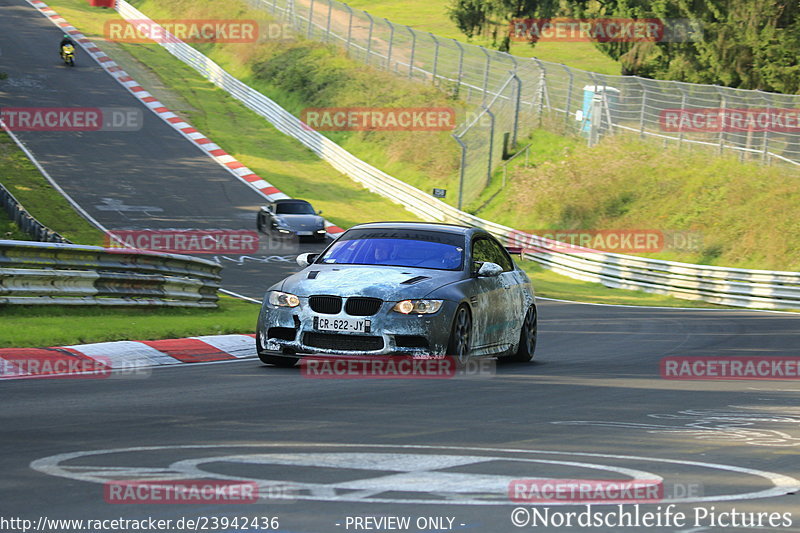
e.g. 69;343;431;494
317;210;323;215
477;262;503;277
296;253;317;268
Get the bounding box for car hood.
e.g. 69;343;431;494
275;214;323;229
281;265;463;300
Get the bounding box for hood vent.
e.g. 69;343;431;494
401;275;430;285
307;271;319;279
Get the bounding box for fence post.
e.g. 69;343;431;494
454;39;465;97
532;58;546;126
385;19;395;71
511;72;522;147
638;79;647;138
589;94;602;147
486;107;495;187
344;4;353;54
677;88;687;149
430;33;440;85
718;95;726;155
407;26;416;79
307;0;315;38
762;96;771;164
452;134;467;210
365;12;374;65
563;64;574;130
480;47;491;104
324;0;332;42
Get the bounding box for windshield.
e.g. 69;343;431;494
318;237;464;270
275;202;315;215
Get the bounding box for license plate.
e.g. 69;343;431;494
298;231;313;236
314;316;371;333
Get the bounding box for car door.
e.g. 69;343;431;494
476;237;522;346
469;237;510;349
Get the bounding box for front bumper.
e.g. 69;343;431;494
257;298;457;357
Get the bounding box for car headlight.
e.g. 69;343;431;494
392;299;443;314
269;290;300;307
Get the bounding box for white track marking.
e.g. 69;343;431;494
30;444;800;506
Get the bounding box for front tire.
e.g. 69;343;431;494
447;305;472;365
509;305;537;362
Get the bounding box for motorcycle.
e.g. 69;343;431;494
60;44;75;66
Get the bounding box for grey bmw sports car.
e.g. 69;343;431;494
256;222;537;366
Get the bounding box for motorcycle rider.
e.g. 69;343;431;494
59;34;76;57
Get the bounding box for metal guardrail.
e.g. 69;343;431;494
114;2;800;310
0;183;70;243
0;240;222;307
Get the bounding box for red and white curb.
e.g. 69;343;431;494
0;334;257;380
26;0;345;239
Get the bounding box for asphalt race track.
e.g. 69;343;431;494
1;1;800;532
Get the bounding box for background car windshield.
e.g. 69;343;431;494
275;202;315;214
319;238;463;270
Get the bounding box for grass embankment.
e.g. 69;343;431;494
0;296;259;348
343;0;621;75
0;131;105;244
475;130;800;271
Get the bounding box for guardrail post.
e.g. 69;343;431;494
407;26;416;79
365;13;374;65
306;0;315;38
430;33;440;85
385;19;395;71
452;134;467;210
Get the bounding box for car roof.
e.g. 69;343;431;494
272;198;312;205
347;221;478;235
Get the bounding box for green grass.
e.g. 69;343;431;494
484;132;800;271
0;296;259;348
0;131;105;245
345;0;621;75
